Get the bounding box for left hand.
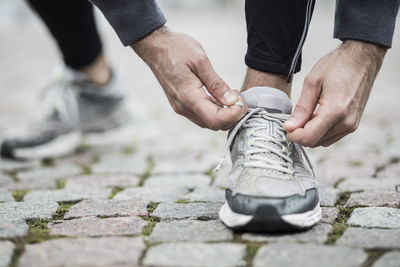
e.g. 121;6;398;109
283;40;387;147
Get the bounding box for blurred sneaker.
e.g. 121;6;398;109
1;67;131;160
217;87;321;232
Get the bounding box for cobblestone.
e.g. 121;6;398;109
48;216;147;237
23;187;112;202
149;220;233;243
0;173;13;187
0;188;14;202
143;242;246;267
319;187;339;207
373;251;400;267
183;187;225;202
151;202;222;220
0;219;29;239
5;179;57;190
17;164;82;182
347;207;400;228
0;241;14;267
253;243;367;267
321;207;339;224
91;153;148;175
242;223;332;244
0;158;39;172
19;237;145;267
144;174;211;188
114;186;188;203
337;178;399;193
346;191;400;208
0;201;58;221
337;228;400;249
65;173;141;188
65;199;148;219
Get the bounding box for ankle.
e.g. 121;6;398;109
80;54;111;85
241;68;291;97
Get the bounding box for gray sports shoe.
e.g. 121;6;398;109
1;67;131;160
217;87;321;232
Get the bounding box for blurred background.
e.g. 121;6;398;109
0;0;399;186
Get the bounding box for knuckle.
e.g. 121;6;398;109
193;53;207;66
301;137;316;148
342;118;358;132
208;77;225;94
294;103;308;115
304;74;319;88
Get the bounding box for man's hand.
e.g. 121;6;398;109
132;26;247;130
283;40;386;147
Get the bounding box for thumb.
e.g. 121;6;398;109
284;75;321;132
192;56;238;106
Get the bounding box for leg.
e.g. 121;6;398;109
242;0;316;96
26;0;110;84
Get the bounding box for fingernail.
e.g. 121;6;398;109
285;117;297;126
223;91;237;105
234;101;244;108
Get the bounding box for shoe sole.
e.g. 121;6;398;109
219;201;321;232
12;131;82;160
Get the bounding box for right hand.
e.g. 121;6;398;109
131;26;247;130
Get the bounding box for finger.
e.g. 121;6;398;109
192;95;247;130
287;106;341;147
209;95;223;108
319;132;347;147
284;74;322;132
191;57;238;106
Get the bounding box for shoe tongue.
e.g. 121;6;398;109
241;86;292;114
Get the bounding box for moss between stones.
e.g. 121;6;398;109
6;170;19;182
11;190;31;202
138;157;154;186
146;202;158;214
56;179;66;189
361;250;388;267
41;158;54;167
122;146;136;155
174;199;192;204
108;187;125;199
80;164;91;175
333;178;345;188
53;202;75;220
336;191;353;206
140;203;160;236
245;243;263;267
347;160;364;167
325;207;354;245
9;242;25;267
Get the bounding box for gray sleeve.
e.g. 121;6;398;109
89;0;166;46
334;0;400;48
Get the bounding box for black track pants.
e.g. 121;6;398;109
26;0;102;69
245;0;316;79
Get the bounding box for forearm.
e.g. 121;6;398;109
334;0;400;48
89;0;166;46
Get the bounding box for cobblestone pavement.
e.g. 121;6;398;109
1;1;400;267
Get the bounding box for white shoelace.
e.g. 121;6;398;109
214;108;315;178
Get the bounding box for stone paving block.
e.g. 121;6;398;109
144;174;211;188
346;191;400;208
5;179;57;190
114;186;188;203
152;151;217;174
377;163;400;178
19;237;145;267
321;207;339;224
0;241;14;267
91;153;148;175
48;216;147;237
148;220;233;243
0;158;39;171
373;251;400;267
0;173;13;187
65;173;141;188
183;187;225;203
318;187;339;207
151;202;222;220
337;178;399;193
0;188;14;202
0;201;58;221
0;219;29;239
253;242;367;267
242;223;332;244
337;227;400;249
143;242;246;267
65;199;148;219
347;207;400;228
18;164;82;182
23;187;112;203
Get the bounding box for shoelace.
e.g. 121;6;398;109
214;108;315;178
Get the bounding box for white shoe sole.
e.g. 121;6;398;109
219;201;322;229
13;131;82;160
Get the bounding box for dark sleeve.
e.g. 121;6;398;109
334;0;400;48
89;0;166;46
